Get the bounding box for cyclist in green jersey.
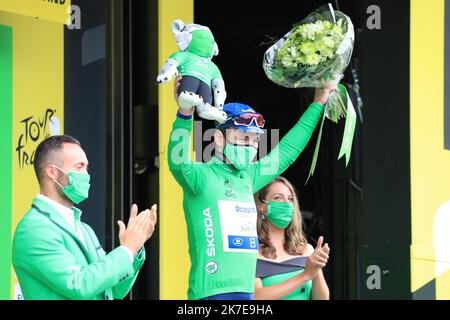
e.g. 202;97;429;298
168;76;336;300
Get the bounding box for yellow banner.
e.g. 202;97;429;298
158;0;193;299
0;0;71;24
410;0;450;299
0;11;64;299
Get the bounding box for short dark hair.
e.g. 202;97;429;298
33;135;81;184
217;127;236;138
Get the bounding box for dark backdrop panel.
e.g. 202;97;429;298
64;0;107;247
131;0;160;300
359;0;411;299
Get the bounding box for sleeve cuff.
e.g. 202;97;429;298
118;245;135;264
310;102;325;110
173;114;193;130
177;111;193;120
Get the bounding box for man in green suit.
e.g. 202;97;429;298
12;135;157;300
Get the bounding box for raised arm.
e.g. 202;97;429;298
249;86;336;192
167;76;207;195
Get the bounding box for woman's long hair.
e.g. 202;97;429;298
254;176;308;259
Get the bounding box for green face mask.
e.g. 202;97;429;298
223;143;257;171
266;201;294;228
53;166;91;204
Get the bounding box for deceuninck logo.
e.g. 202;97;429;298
234;204;257;215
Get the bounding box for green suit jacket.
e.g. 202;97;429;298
12;197;145;300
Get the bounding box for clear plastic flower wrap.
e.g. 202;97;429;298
263;3;357;182
264;4;354;89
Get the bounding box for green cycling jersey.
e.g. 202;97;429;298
167;102;324;299
169;51;222;87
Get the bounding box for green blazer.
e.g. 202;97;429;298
12;197;145;300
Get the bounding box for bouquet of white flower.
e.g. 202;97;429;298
263;3;357;183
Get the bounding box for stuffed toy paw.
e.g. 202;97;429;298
156;58;178;83
157;19;227;123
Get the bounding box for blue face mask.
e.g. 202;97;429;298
52;165;91;204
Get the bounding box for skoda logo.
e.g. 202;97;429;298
205;261;218;274
233;238;243;247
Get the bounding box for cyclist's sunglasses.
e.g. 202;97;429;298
228;113;265;128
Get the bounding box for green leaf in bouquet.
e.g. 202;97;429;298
305;84;357;184
305;109;326;185
337;84;357;166
325;84;347;123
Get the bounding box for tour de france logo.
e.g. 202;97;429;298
224;179;235;198
16;108;60;169
205;261;218;275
